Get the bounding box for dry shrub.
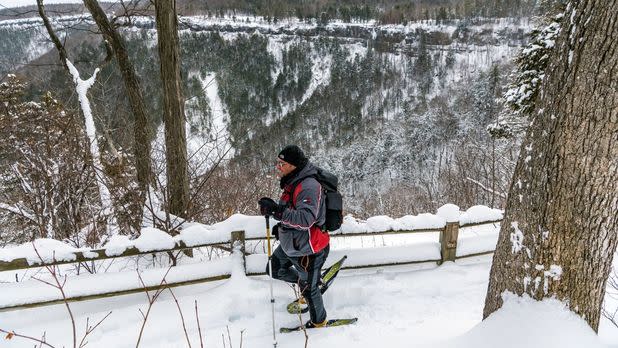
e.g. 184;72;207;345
190;160;279;224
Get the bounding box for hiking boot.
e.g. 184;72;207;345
287;296;308;314
305;319;328;329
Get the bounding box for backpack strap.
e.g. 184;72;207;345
288;174;319;209
288;175;326;230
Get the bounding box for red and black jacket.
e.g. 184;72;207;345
277;162;330;257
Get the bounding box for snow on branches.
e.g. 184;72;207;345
504;16;561;116
488;12;563;139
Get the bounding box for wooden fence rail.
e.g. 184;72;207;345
0;219;502;311
0;219;502;273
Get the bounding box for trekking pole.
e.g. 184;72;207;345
265;215;277;347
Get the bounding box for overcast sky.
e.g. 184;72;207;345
0;0;84;9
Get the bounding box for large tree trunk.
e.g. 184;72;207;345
483;0;618;331
154;0;189;218
83;0;153;192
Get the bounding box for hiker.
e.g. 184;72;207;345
258;145;330;328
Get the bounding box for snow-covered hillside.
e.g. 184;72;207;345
0;14;533;216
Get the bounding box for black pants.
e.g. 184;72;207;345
267;244;330;323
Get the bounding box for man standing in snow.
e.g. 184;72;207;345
258;145;330;328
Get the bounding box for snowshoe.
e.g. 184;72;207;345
280;318;358;333
286;255;347;314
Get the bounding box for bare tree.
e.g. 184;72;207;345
37;0;121;238
0;77;100;242
483;0;618;331
154;0;190;218
83;0;153;193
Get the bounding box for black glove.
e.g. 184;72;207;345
258;197;277;216
258;197;285;219
258;197;285;220
272;223;280;240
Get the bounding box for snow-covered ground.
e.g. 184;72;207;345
0;207;616;347
1;254;616;347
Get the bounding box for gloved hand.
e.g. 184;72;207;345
258;197;285;219
258;197;277;216
272;223;280;240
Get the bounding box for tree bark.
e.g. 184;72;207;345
83;0;153;192
154;0;189;218
483;0;618;331
36;0;69;71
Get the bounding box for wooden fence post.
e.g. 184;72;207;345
231;230;246;274
439;222;459;264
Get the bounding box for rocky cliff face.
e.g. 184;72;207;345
0;15;532;214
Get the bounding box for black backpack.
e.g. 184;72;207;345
313;168;343;232
290;167;344;232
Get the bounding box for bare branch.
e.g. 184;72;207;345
291;284;309;346
226;325;232;347
0;202;38;224
32;276;58;289
195;300;204;348
465;176;507;199
78;311;112;348
135;263;174;348
0;328;57;348
36;0;69;71
167;287;192;348
136;270;152;303
32;244;77;348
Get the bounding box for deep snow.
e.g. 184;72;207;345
1;206;616;347
1;254;616;348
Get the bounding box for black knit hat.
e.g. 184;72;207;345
278;145;308;168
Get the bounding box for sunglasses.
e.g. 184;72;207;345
275;160;291;168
